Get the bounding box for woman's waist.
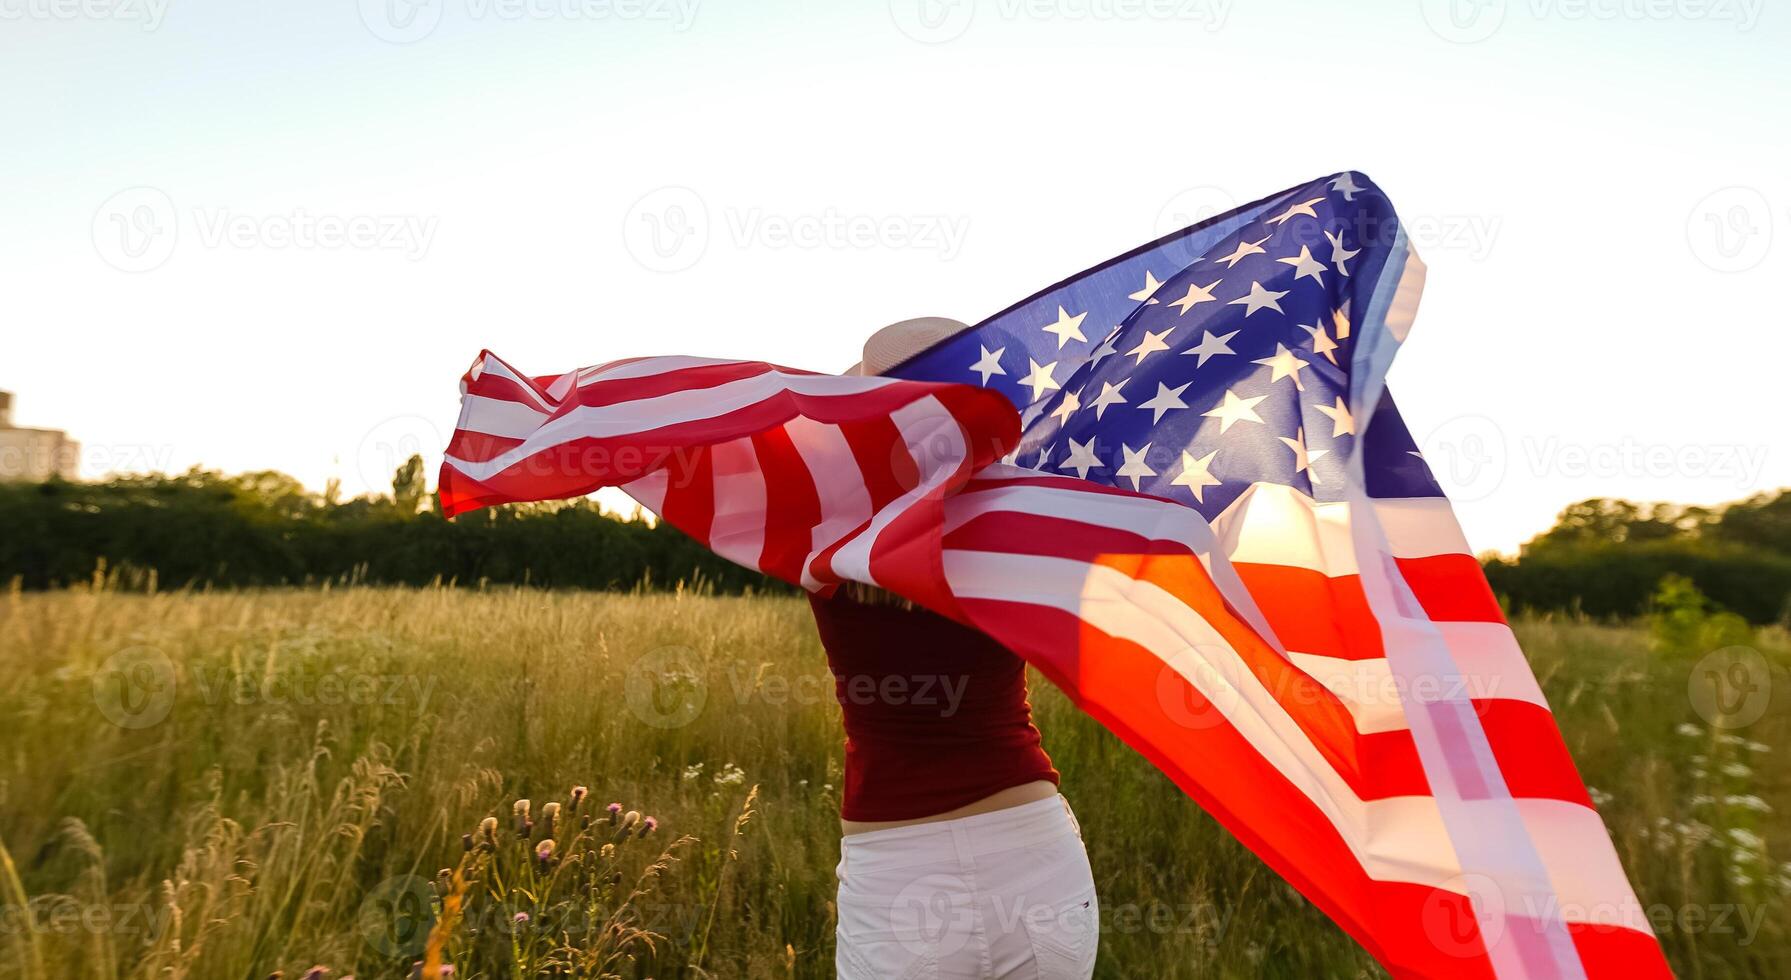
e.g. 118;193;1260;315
839;789;1078;870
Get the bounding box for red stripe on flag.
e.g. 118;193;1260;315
659;447;716;548
1397;554;1506;623
751;425;821;584
1234;562;1386;662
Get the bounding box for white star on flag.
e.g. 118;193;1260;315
1166;279;1222;314
1116;442;1156;490
1019;357;1061;401
1201;388;1267;433
1056;436;1104;479
1042;306;1089;348
1181;329;1239;366
1170;448;1221;502
969;344;1007;384
1137;380;1192;423
1228;281;1289;317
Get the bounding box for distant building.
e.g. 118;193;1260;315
0;391;80;482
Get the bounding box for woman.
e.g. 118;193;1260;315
819;318;1099;980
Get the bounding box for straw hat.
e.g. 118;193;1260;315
850;316;974;376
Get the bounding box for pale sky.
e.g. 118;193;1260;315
3;0;1786;554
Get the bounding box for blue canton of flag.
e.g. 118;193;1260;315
888;172;1443;520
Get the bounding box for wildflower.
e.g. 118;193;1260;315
1675;723;1702;737
1674;820;1714;845
714;763;746;786
571;785;588;810
601;843;615;859
301;969;329;980
641;816;658;837
1729;871;1755;888
514;911;530;924
1690;794;1715;808
1723;794;1773;814
682;763;705;781
461;833;474;852
536;839;557;867
479;816;499;846
615;810;641;839
1718;733;1745;747
540;801;561;837
1587;787;1612;807
1745;740;1770;754
607;802;622;825
513;799;532;837
1727;828;1766;851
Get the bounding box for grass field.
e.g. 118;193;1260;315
0;584;1786;979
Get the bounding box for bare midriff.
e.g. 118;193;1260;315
840;779;1060;835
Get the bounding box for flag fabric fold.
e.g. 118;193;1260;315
438;173;1672;980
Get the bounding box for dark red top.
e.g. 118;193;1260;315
807;590;1060;821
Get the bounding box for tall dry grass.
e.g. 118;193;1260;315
0;583;1785;978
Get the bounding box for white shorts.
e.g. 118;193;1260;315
834;795;1098;979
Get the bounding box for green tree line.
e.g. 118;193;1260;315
1484;493;1791;624
0;460;775;593
4;459;1788;623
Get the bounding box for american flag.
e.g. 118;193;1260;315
439;173;1670;979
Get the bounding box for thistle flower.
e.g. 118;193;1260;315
479;816;499;845
513;911;530;924
640;816;658;837
601;843;615;859
536;838;557;868
570;785;588;810
540;801;560;838
461;833;474;852
619;810;641;835
607;802;622;825
301;969;329;980
513;799;532;837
